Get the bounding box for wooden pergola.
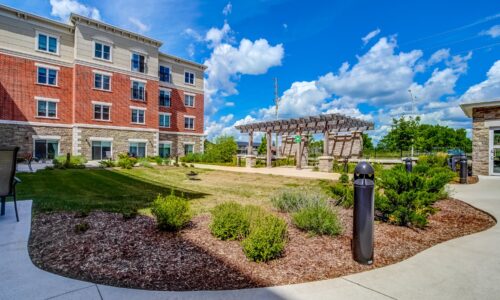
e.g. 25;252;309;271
235;113;374;170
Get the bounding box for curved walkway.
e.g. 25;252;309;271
0;176;499;300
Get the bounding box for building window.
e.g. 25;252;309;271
131;53;146;73
131;81;146;101
159;66;171;82
159;90;171;107
92;141;112;160
37;100;57;118
129;142;146;158
131;109;145;124
34;139;59;160
94;104;110;121
159;113;171;128
37;67;58;86
184;116;195;130
184;94;195;107
37;33;58;54
184;71;195;85
94;73;111;91
159;143;171;158
184;144;194;155
94;42;111;61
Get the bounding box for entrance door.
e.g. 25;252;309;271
491;129;500;175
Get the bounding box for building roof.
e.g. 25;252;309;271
159;52;207;70
0;4;73;31
460;99;500;118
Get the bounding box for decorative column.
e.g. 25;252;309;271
246;130;256;168
266;130;272;168
319;129;334;172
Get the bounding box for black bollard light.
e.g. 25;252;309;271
404;157;412;172
352;161;375;265
460;156;468;184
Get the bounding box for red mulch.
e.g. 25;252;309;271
29;199;495;291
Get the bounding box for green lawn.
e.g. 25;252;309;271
17;166;322;215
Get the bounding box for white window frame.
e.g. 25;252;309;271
184;115;195;130
93;40;113;62
92;101;112;121
128;138;148;158
159;112;171;128
184;69;195;85
159;88;171;107
35;31;60;55
89;138;114;161
93;70;112;91
131;79;147;101
32;136;61;159
159;141;172;158
159;64;172;83
130;51;147;74
36;64;59;86
35;97;59;119
130;106;146;124
184;93;196;107
183;142;195;155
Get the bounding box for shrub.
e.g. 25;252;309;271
117;154;137;169
270;188;325;212
242;214;287;262
137;157;153;168
151;195;192;231
210;202;265;240
154;156;164;165
99;159;115;168
329;182;354;208
292;204;342;236
339;173;349;184
53;154;87;169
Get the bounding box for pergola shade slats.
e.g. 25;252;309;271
235;113;374;135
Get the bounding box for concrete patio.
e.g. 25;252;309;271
0;177;498;300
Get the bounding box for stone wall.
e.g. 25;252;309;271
472;106;500;175
78;127;157;159
0;123;72;156
159;132;204;157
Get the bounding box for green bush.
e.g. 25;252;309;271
117;153;137;169
242;214;287;262
270;188;325;212
137;157;153;168
151;195;192;231
339;173;349;184
210;202;265;240
329;182;354;208
375;164;454;228
99;159;115;168
292;203;342;236
53;154;87;169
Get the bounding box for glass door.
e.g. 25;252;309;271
34;139;59;160
492;129;500;175
92;141;112;160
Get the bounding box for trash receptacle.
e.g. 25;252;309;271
352;161;375;265
460;156;468;184
403;157;412;172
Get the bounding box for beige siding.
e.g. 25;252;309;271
159;56;204;91
75;23;159;77
0;13;74;63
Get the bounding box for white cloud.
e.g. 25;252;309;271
204;30;284;114
49;0;100;21
283;23;288;29
427;48;450;65
205;115;256;141
361;28;381;45
128;17;151;33
461;60;500;102
222;2;232;16
225;101;235;107
205;22;232;47
480;25;500;38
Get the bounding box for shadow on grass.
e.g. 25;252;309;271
17;168;209;214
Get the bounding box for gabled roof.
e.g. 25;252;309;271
460;99;500;118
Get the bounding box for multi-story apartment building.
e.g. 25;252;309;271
0;4;206;161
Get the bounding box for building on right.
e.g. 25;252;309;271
461;100;500;176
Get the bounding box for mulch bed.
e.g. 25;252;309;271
29;199;495;291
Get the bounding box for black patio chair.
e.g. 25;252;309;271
0;147;20;222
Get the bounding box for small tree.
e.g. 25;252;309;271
205;135;237;162
258;136;267;155
362;133;373;151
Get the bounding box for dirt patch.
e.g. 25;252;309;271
29;199;495;291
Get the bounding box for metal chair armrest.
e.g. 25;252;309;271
14;177;21;185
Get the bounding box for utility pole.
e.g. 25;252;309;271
274;78;280;157
408;89;416;158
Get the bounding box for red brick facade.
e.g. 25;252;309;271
0;54;204;134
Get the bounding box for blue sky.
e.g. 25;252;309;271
4;0;500;142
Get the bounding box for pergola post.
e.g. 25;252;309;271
245;130;256;168
319;129;334;172
266;130;272;168
296;133;302;170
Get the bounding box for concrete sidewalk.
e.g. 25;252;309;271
192;163;341;180
0;176;498;299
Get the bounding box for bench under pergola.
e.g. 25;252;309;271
235;113;374;171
